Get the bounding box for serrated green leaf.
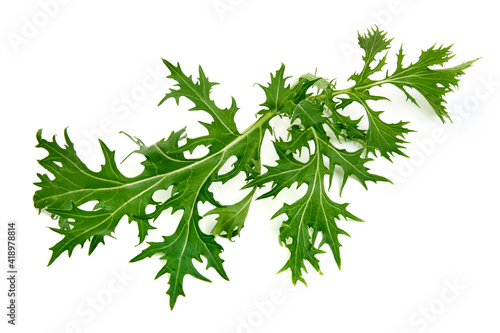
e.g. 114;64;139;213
349;27;392;87
247;98;388;280
130;213;228;310
206;188;256;241
257;63;295;115
257;64;319;117
383;45;478;122
348;92;413;160
34;129;157;263
248;126;366;284
34;61;274;308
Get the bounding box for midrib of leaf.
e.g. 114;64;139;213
357;45;378;82
350;60;476;92
274;74;284;108
41;112;274;204
295;133;321;273
283;128;327;280
170;153;227;300
310;61;463;101
213;188;255;229
312;128;343;266
153;143;189;163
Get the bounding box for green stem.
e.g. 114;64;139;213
308;76;395;101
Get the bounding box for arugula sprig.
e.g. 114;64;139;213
34;28;476;308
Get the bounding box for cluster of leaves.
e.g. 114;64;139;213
34;28;476;309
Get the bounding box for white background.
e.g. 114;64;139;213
1;0;499;332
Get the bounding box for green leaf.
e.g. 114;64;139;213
34;62;274;308
247;125;368;284
130;212;228;310
257;64;319;117
247;100;388;281
349;27;392;87
347;29;478;124
337;30;476;159
384;45;478;122
257;63;295;115
159;60;239;153
34;129;157;263
206;188;256;241
348;92;413;160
